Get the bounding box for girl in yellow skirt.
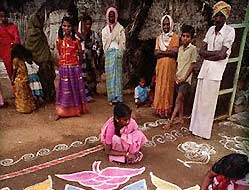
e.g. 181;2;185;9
11;44;35;113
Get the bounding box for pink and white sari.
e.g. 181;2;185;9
100;117;148;163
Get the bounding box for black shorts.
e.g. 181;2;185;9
176;82;190;95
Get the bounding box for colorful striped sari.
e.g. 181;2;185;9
56;38;88;117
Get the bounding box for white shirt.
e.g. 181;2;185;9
198;23;235;81
109;41;119;49
101;22;126;53
25;61;39;75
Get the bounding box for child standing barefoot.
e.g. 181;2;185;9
24;49;44;107
55;16;88;120
163;25;197;129
11;44;35;113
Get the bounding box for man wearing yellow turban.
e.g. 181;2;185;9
212;0;231;19
189;1;235;139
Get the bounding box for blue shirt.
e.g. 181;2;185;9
134;85;149;102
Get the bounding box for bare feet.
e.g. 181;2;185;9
172;118;184;125
126;152;143;164
162;118;184;130
162;121;172;130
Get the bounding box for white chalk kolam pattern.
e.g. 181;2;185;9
140;118;191;147
0;119;188;167
144;127;190;147
139;119;169;131
218;134;249;155
0;119;166;167
0;136;99;167
177;142;216;168
176;121;249;168
219;121;249;132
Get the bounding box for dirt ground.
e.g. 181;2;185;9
0;76;248;190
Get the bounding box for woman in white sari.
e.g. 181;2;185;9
102;7;126;105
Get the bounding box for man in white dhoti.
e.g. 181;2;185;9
189;1;235;139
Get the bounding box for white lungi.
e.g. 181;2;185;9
189;78;221;139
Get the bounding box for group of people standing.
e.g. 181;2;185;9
1;2;249;190
0;6;126;118
151;0;235;140
101;0;236;167
0;6;43;113
133;0;235;141
0;5;55;112
98;5;247;190
54;6;126;119
0;0;235;140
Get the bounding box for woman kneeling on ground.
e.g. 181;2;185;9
100;103;148;164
